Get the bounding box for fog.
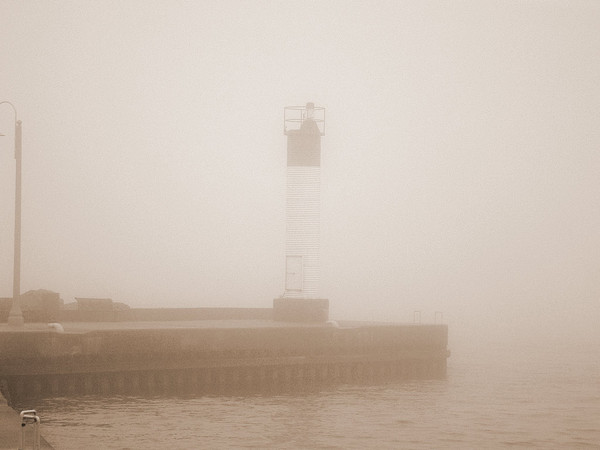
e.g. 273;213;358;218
1;1;599;345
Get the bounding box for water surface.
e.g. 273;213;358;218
27;335;600;449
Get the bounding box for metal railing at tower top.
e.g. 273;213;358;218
284;104;325;136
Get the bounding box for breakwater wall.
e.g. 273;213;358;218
59;307;273;322
0;321;448;403
0;301;273;323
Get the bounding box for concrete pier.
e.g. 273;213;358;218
0;319;449;405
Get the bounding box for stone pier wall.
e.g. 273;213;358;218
0;323;449;404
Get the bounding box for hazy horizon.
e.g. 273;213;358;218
1;0;599;344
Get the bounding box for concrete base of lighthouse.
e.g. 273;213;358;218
273;298;329;323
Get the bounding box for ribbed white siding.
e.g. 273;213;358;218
284;166;320;298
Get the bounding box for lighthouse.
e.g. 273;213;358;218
273;102;329;322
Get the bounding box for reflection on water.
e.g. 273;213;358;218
25;338;600;449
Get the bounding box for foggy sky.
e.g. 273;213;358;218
1;0;599;343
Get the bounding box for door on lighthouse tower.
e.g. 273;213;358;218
285;256;303;292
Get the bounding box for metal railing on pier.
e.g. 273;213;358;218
19;409;40;450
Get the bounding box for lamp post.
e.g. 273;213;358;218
1;101;24;327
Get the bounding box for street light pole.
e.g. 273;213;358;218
1;100;24;327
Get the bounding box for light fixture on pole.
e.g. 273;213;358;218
0;100;24;327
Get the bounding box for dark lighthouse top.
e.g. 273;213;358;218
284;102;325;167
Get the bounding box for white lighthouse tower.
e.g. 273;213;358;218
273;102;329;322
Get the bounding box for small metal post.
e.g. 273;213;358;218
413;311;421;324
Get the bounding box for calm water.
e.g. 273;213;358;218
24;333;600;449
